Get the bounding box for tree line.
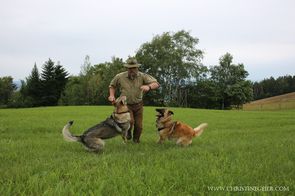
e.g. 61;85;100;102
0;30;294;109
3;59;69;108
253;75;295;100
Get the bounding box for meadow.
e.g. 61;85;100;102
0;106;294;195
243;92;295;111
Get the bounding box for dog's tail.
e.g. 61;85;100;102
193;123;208;137
62;121;81;142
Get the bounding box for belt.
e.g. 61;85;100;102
127;101;143;106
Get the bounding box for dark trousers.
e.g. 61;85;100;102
127;102;143;143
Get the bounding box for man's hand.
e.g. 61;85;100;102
140;85;150;92
108;95;116;102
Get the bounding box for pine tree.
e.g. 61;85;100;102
40;59;57;106
26;63;42;106
40;59;69;106
54;62;69;103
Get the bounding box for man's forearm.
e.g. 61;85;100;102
149;82;160;90
109;87;115;96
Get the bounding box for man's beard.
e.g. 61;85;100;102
128;72;137;80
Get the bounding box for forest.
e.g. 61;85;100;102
1;31;294;109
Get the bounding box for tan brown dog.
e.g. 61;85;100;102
155;108;207;146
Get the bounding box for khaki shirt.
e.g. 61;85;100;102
109;71;158;104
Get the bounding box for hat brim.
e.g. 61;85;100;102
124;64;140;68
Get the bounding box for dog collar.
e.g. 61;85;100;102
158;121;177;132
114;111;130;115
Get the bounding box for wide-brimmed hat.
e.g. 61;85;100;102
124;57;141;68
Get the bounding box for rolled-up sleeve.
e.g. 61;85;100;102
143;73;158;85
109;74;119;88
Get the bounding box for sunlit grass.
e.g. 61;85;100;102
0;106;294;195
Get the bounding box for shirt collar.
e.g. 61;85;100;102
125;72;140;79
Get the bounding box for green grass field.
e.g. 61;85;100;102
0;106;294;195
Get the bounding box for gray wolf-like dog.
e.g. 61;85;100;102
62;96;131;152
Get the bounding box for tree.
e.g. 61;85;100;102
136;30;205;106
253;75;295;100
253;81;264;100
60;57;124;105
79;55;97;105
25;63;42;106
0;76;16;106
210;53;253;109
186;79;220;109
59;76;85;105
54;62;69;103
40;59;69;106
80;55;92;76
92;57;125;104
40;59;56;105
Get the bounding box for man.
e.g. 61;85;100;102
108;57;159;143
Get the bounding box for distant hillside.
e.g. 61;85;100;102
243;92;295;110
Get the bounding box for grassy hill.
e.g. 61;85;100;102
0;106;294;195
243;92;295;111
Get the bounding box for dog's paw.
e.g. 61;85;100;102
157;139;163;144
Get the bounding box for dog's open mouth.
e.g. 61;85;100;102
156;113;163;119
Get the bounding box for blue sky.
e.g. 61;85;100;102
1;0;294;81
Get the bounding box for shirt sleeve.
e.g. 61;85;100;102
109;74;119;88
143;73;158;85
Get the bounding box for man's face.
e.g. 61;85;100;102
127;67;138;80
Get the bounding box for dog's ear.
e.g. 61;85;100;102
168;110;174;115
